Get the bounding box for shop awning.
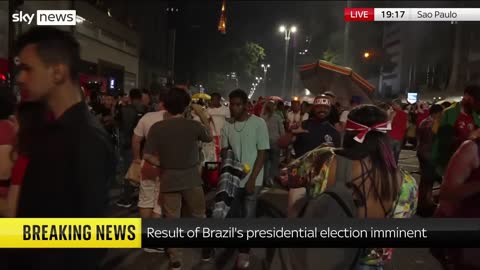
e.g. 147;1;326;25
299;60;375;103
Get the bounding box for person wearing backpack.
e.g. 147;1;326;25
276;105;418;270
116;89;147;208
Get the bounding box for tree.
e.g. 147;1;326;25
231;41;266;83
322;48;343;65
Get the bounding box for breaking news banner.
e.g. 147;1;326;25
1;219;480;248
0;218;141;248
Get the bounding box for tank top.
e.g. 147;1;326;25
455;140;480;217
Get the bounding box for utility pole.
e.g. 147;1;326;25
261;64;270;97
279;25;296;98
282;37;289;98
291;34;297;98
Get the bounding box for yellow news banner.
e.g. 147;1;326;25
0;218;142;248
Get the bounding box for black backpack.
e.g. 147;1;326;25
267;155;364;270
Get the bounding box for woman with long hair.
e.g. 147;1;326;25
282;105;417;269
262;101;285;187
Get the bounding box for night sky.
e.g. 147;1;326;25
173;1;350;95
107;0;393;95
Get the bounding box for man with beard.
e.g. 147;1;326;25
278;95;341;219
432;84;480;176
279;95;341;158
323;91;341;130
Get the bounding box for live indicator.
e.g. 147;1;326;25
344;8;375;22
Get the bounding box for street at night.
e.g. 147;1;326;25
101;150;442;270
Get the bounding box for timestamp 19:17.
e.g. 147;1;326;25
381;10;406;18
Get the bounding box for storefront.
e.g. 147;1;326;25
98;59;125;96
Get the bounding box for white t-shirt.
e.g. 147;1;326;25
207;105;230;136
133;110;166;138
287;111;309;125
340;110;349;124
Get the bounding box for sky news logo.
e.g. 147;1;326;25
12;10;76;25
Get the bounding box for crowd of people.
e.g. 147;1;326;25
0;26;479;270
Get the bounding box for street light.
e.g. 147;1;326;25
261;64;270;96
363;51;371;59
279;24;297;98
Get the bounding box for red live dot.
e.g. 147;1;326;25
344;8;375;22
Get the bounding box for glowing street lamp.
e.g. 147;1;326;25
363;51;371;59
279;25;297;41
279;24;297;97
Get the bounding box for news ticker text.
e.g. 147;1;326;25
1;218;480;248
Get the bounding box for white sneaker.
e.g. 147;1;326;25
143;248;165;253
236;253;250;269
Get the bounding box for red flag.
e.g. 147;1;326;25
218;0;226;34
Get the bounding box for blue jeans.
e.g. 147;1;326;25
264;145;281;186
228;187;261;219
228;187;261;253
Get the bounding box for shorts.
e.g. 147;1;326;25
138;177;161;214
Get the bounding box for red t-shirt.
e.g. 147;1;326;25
454;112;476;147
416;111;430;128
0;120;15;146
253;102;264;116
389;109;408;141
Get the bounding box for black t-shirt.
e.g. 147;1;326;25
18;102;115;217
328;106;340;126
294;119;341;157
118;103;146;148
12;103;115;269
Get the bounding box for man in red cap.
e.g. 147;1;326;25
279;95;341;158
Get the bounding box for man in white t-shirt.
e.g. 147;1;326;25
132;93;167;231
286;100;308;131
207;93;230;161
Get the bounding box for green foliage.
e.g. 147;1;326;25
322;48;342;65
232;41;266;80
